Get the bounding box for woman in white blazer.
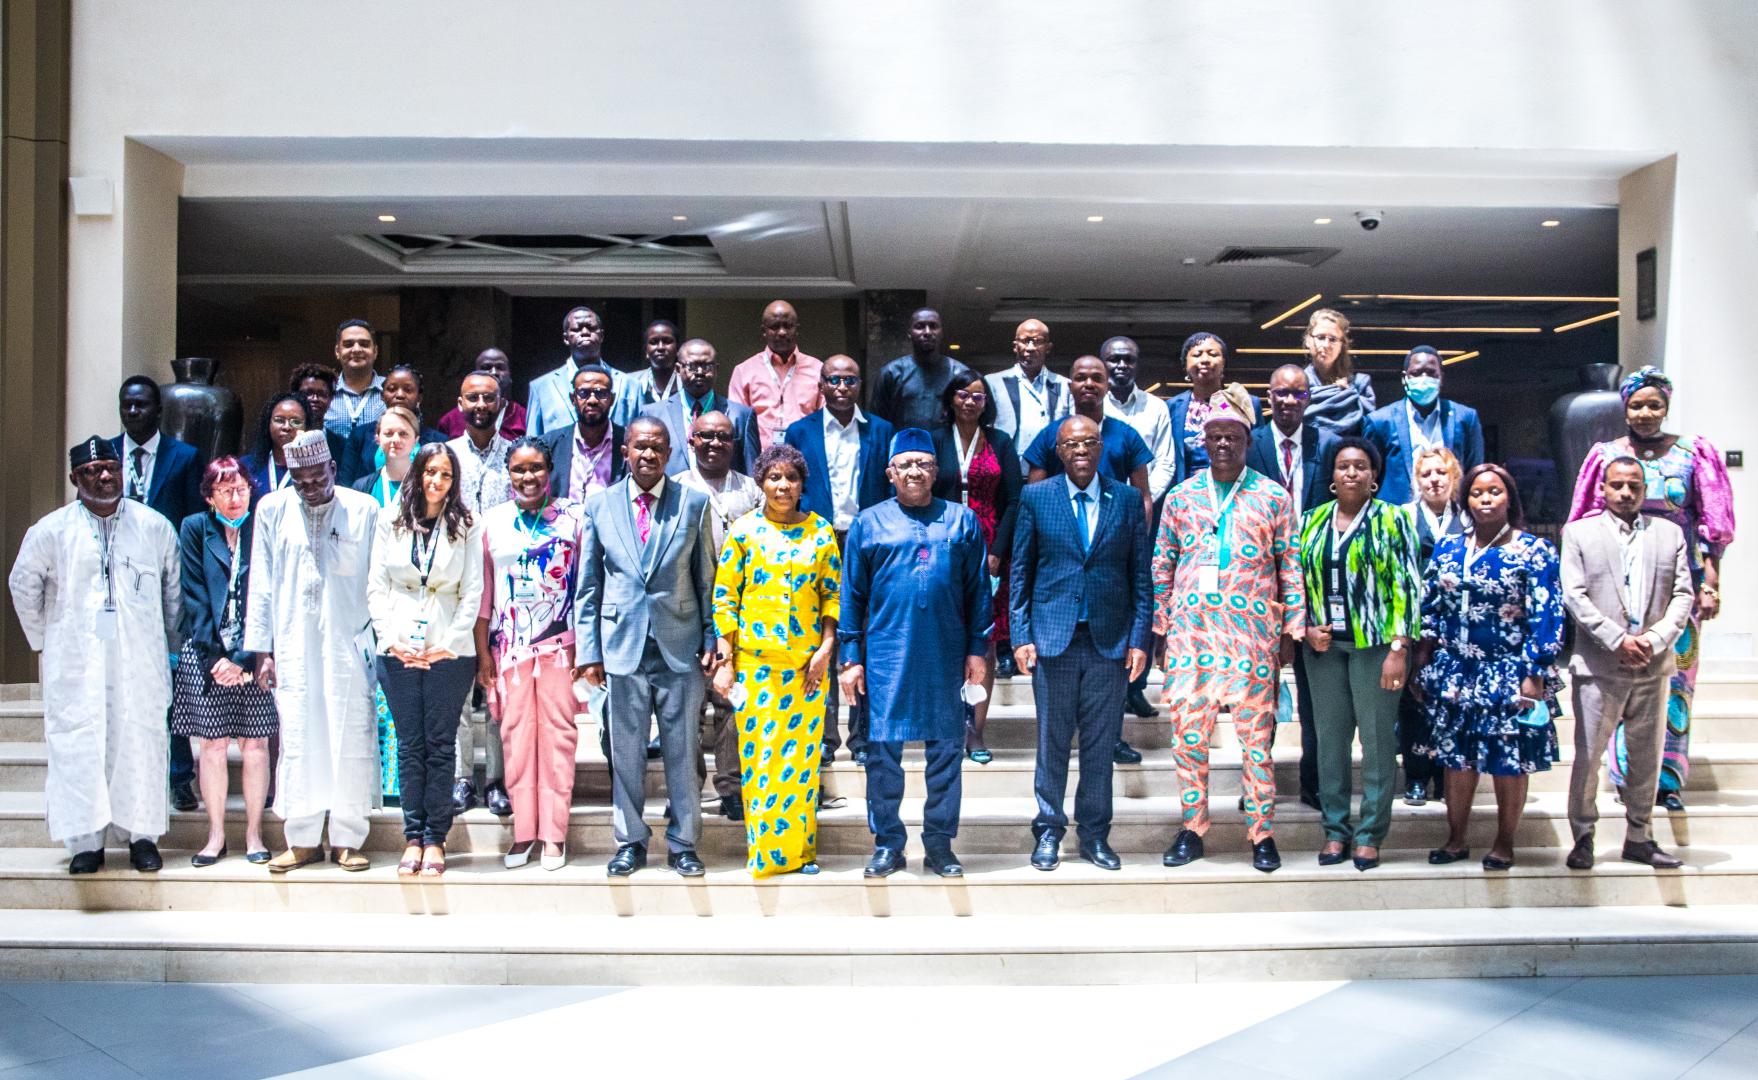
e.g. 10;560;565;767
367;442;485;876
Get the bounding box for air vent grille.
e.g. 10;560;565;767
1209;246;1340;268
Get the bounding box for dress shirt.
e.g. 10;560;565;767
613;367;681;427
326;372;386;434
1104;386;1176;499
1603;511;1657;644
123;432;160;502
1065;472;1102;621
571;425;617;503
1406;400;1445;456
631;475;666;543
447;432;515;515
1009;366;1057;460
823;407;864;532
675;388;725;470
728;348;824;449
1273;424;1304;508
675;466;761;555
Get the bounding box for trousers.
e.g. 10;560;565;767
1304;642;1400;847
1571;673;1667;844
866;738;963;850
455;693;504;782
496;649;579;845
63;826;156;854
607;638;705;853
284;808;368;850
1031;625;1125;844
377;654;474;845
1166;661;1278;842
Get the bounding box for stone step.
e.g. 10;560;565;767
6;904;1758;985
0;842;1751;917
1;789;1748;858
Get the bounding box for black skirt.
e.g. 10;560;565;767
170;640;279;740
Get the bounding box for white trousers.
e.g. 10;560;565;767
283;808;369;849
63;825;157;854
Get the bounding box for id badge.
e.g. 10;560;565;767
513;571;539;602
1328;597;1347;632
94;604;118;641
1198;549;1220;594
408;619;429;651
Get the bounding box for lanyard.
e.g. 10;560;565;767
1207;474;1244;569
410;526;442;589
268;456;289;491
85;502;121;607
515;499;550;539
953;426;981;499
1463;524;1511;578
222;527;245;618
1419;501;1450;542
767;352;797;396
342;384;374;424
372;470;400;507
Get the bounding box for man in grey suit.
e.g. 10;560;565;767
641;339;762;475
1560;456;1694;871
575;417;718;877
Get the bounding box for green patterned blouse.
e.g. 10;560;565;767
1297;498;1423;648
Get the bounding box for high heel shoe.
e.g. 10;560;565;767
1352;848;1380;872
541;842;567;872
503;840;537;869
1317;844;1348;867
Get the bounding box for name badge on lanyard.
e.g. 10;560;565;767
90;507;120;639
1201;477;1243;595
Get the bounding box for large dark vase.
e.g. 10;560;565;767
162;356;243;462
1548;362;1626;515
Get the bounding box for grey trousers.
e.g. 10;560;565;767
607;639;705;853
1570;673;1666;844
454;695;504;783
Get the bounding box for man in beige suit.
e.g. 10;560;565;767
1560;456;1694;870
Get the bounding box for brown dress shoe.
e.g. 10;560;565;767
1565;835;1595;870
1622;840;1683;869
267;846;325;873
330;847;370;872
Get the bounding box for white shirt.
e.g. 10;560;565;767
1105;386;1176;499
823;407;863;532
1603;510;1657;643
447;433;515;516
123;432;160;502
1406;400;1445;457
676;466;761;555
1272;424;1304;509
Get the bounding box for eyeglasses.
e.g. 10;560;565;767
1057;437;1102;451
269;416;304;429
823;375;860;388
1308;333;1344;345
460;392;499;405
692;431;734;444
1015;336;1049;348
891;459;935;475
954;389;987;403
677;360;716;373
572;386;614;400
1268;389;1310;402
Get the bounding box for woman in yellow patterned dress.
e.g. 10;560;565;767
711;442;841;878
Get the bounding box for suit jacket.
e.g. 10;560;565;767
1362;397;1485;505
1166;390;1264;487
539;423;628;498
336;420;447;488
641;394;762;476
931;424;1022;559
574;478;716;676
783;409;897;528
177;510;257;670
1009;475;1152;660
1245;421;1339;513
111;434;202;527
1561;513;1694;681
526;359;626;440
985;366;1071;459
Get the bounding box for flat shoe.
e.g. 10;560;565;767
191;846;228;868
268;846;325;873
331;847;370;872
1481;854;1515;871
244;850;272;865
420;846;446;877
967;747;993;765
1427;847;1470;865
397;845;424;876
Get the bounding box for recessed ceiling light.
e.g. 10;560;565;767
1313;217;1333;225
672;214;688;222
376;214;397;223
1180;257;1197;266
1541;219;1561;227
948;344;961;351
1086;215;1105;223
974;286;986;291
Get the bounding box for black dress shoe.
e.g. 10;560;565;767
1658;792;1686;813
1403;780;1429;807
646;737;663;761
1030;834;1060;871
484;781;512;817
923;845;963;877
1163;829;1203;867
1251;838;1281;873
1566;835;1595;870
1112;740;1143;766
607;843;647;876
719;794;744;821
452;777;477;814
1428;847;1471;865
1622;840;1684;869
599;725;611;760
1126;688;1158;718
1299;790;1323;812
996;652;1017;678
1481;853;1515;871
1079;838;1122;870
191;845;228;868
68;849;105;875
864;846;907;878
129;839;163;872
821;747;836;768
170;783;199;813
668;850;706;877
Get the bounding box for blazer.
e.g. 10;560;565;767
365;506;486;657
1362;397;1485;505
526;359;626;440
1297;499;1423;649
1560;512;1694;681
1009;475;1152;661
337;419;447;489
1245;421;1340;513
783;409;897;529
1166;390;1264;487
641;394;762;476
574;478;716;676
177;510;257;670
112;433;202;527
985;366;1070;457
539;423;628;499
931;424;1022;559
1408;501;1466;566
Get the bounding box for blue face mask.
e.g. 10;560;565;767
1403;374;1441;408
214;509;250;530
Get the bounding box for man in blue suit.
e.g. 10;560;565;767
527;305;625;439
113;375;203;813
784;354;895;769
642;339;762;476
1363;345;1484;505
1011;414;1152;872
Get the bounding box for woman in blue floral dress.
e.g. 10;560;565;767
1415;463;1564;872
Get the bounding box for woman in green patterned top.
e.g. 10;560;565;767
1298;437;1423;870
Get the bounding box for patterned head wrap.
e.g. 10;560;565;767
69;435;121;469
1619;365;1672;404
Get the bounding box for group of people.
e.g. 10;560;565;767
7;300;1736;880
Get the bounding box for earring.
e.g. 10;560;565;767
1370;483;1379;493
1329;483;1338;493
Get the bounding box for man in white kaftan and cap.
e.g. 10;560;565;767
8;436;180;874
244;429;380;871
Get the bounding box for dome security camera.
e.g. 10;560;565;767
1355;210;1385;231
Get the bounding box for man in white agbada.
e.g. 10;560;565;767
245;428;379;871
8;436;180;874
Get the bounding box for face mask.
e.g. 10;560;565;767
1404;374;1441;408
214;509;250;529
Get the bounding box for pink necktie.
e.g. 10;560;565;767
636;491;655;544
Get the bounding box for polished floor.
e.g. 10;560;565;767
2;976;1755;1078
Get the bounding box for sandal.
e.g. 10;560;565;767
397;843;423;876
967;747;993;765
420;844;446;877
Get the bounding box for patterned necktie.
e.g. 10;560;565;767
1074;491;1092;554
1282;437;1296;484
130;448;147;501
636;491;655;544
